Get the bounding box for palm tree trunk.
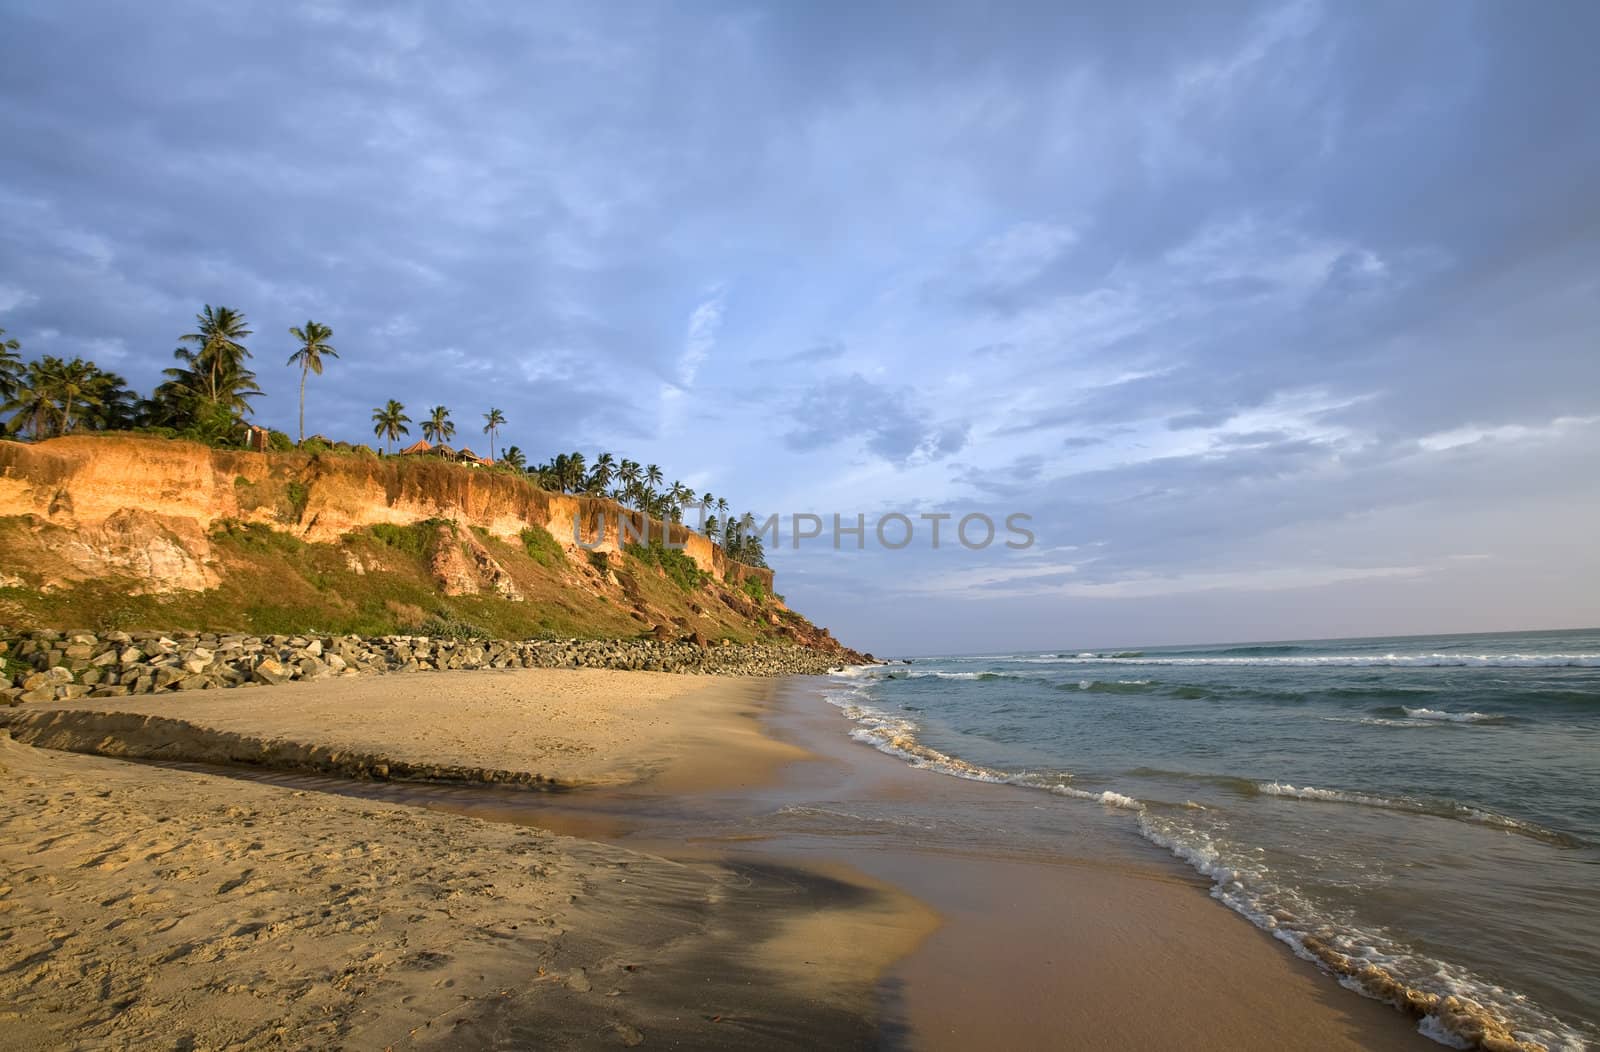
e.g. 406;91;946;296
298;367;307;443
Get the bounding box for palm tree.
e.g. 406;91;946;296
51;357;101;434
563;451;587;493
667;481;692;521
618;458;641;492
2;357;104;437
81;366;136;431
371;400;410;454
179;305;252;404
422;405;454;445
547;453;570;492
4;361;57;438
154;308;261;442
643;463;664;509
0;328;21;402
482;407;506;462
286;320;337;444
500;445;526;472
716;496;729;519
588;451;616;494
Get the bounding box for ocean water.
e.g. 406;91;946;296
824;628;1600;1050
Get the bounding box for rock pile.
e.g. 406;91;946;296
0;629;867;705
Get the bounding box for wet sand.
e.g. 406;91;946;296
445;679;1436;1050
0;674;929;1050
2;670;1439;1049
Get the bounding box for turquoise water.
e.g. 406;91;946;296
824;628;1600;1050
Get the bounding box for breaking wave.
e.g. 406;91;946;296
1257;782;1582;848
1018;653;1600;668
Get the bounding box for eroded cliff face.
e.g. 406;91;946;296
0;436;772;596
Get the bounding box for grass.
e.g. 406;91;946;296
283;480;310;523
1;652;27;682
369;520;442;556
625;541;708;593
740;578;769;603
0;434;801;644
520;525;565;567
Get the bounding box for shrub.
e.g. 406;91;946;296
299;436;331;454
278;480;311;523
212;519;303;554
267;430;294;452
520;525;566;567
419;610;488;640
626;541;707;593
740;578;768;603
368;521;438;556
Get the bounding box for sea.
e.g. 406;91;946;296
823;628;1600;1050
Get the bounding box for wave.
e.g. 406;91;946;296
1322;715;1450;729
1257;782;1582;848
1054;679;1159;695
1136;812;1587;1052
1401;706;1505;724
1017;653;1600;668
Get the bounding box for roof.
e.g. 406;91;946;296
398;439;432;455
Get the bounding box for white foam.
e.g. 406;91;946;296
1016;653;1600;668
1402;706;1503;723
1136;811;1589;1052
1257;783;1580;846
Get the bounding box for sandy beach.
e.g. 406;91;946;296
0;672;933;1050
2;668;1436;1050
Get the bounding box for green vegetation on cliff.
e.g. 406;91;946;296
0;513;788;645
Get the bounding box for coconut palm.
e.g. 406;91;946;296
286;320;337;444
422;405;454;445
667;481;693;521
0;328;21;402
641;463;663;509
81;366;137;431
500;445;526;472
588;451;616;494
482;407;506;462
371;400;410;454
716;496;729;519
563;451;587;493
51;357;102;434
4;361;57;438
179;305;253;404
3;356;106;437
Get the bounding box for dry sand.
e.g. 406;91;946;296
0;672;931;1050
0;668;807;789
0;668;1438;1050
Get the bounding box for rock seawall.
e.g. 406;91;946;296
0;628;867;705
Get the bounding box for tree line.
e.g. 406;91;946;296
0;307;768;567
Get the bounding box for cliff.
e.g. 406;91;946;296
0;435;855;656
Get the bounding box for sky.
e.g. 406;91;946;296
2;0;1598;655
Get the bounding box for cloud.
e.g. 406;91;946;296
676;286;726;389
4;0;1600;651
0;284;38;314
783;374;967;465
751;339;847;369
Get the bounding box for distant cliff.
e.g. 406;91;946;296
0;435;855;655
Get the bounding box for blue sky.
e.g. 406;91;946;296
3;1;1598;654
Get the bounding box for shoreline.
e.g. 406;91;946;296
0;671;929;1050
0;667;1466;1049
